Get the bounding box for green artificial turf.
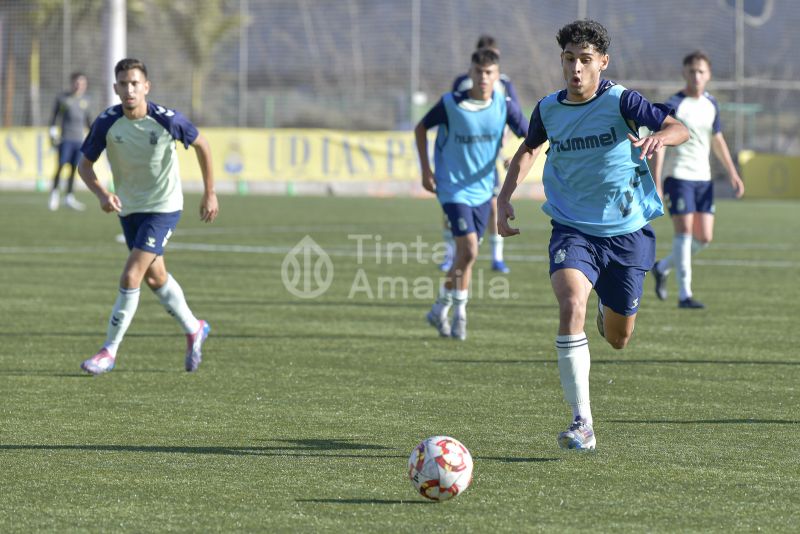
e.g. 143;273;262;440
0;192;797;532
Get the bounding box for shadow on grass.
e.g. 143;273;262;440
0;371;87;377
478;456;560;463
434;358;800;366
0;443;406;458
0;369;174;376
608;419;799;425
0;439;561;463
296;498;431;505
0;332;181;338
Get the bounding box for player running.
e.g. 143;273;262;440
651;50;745;309
77;58;218;375
440;34;522;274
416;48;528;341
498;20;689;449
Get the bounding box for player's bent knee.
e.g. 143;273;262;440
605;327;633;350
144;274;167;290
606;335;630;350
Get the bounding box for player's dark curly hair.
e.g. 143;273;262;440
556;20;610;54
476;34;497;50
114;58;148;80
471;47;500;67
683;50;711;67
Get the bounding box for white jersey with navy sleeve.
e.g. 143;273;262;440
81;101;198;216
526;81;671;237
661;91;721;182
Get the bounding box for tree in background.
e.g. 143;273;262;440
24;0;62;126
131;0;243;124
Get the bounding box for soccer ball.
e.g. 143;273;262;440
408;435;473;501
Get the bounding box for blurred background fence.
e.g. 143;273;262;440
0;0;798;157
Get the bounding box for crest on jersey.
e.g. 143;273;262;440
150;131;158;145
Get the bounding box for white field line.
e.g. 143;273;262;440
169;226;799;251
1;238;797;269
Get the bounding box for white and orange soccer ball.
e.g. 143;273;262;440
408;435;473;501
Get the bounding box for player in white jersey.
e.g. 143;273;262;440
77;58;219;375
651;51;745;309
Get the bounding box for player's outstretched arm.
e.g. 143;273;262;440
191;133;219;223
414;122;436;193
627;116;689;160
712;132;745;198
77;156;121;213
496;141;543;237
652;147;666;199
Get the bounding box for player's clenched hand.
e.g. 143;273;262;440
99;192;122;213
496;196;520;237
421;169;436;193
731;174;745;198
627;132;664;160
200;191;219;223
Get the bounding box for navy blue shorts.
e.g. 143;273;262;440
59;140;83;167
663;177;715;215
442;200;491;239
119;211;181;256
548;221;656;316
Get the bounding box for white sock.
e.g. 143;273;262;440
103;287;141;357
431;285;453;316
556;333;592;425
452;289;469;319
692;238;708;255
442;229;455;264
658;237;709;275
489;233;504;262
153;274;201;334
674;233;693;300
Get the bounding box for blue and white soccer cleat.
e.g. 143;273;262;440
558;417;596;450
81;348;116;375
678;297;705;309
185;320;210;372
652;262;668;301
426;309;451;338
450;315;467;341
491;259;510;274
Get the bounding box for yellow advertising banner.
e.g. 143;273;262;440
0;127;545;184
738;150;800;199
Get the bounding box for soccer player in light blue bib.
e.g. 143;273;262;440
444;34;522;274
416;48;528;341
498;20;689;450
651;51;745;309
77;58;219;375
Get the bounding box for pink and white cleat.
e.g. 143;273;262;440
81;348;116;375
185;320;210;372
